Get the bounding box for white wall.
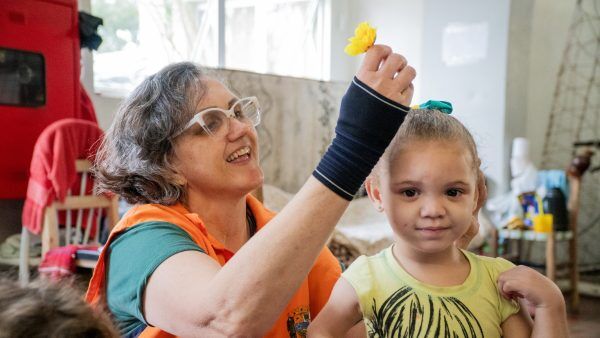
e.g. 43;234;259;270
327;0;356;82
505;0;534;185
525;0;577;166
418;0;511;194
329;0;425;104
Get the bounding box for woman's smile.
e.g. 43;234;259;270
226;146;252;163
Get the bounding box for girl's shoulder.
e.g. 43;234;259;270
342;247;389;278
346;246;390;270
463;250;516;278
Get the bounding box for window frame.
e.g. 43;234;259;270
88;0;331;98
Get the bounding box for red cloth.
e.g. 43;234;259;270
38;244;98;280
21;119;104;234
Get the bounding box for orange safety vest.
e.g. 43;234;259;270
86;195;341;338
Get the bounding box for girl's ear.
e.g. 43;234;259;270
473;169;487;215
365;177;384;212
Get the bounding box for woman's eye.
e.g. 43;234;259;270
202;112;225;132
195;127;208;135
208;120;219;128
234;108;245;119
401;189;418;198
446;188;462;197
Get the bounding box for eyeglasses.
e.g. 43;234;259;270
176;96;261;137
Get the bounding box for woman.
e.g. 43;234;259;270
87;45;417;337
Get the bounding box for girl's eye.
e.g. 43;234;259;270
446;188;462;197
401;189;418;198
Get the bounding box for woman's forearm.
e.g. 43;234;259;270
204;178;348;335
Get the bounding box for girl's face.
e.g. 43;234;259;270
367;139;478;255
171;78;263;200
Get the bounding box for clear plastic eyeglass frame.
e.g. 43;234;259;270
175;96;261;137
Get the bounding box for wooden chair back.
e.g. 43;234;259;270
40;159;119;267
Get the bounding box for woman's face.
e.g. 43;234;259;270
172;78;263;199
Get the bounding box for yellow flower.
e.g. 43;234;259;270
344;22;377;56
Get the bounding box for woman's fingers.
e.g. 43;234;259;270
359;45;392;73
393;64;416;92
397;83;414;107
378;53;407;78
356;44;416;106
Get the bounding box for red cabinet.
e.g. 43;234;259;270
0;0;80;198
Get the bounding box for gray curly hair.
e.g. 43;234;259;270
94;62;207;205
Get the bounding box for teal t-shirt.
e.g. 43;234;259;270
106;221;205;337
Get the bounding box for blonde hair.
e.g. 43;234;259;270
370;109;486;205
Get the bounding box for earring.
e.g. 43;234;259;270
376;205;384;211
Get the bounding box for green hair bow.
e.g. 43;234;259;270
411;100;453;114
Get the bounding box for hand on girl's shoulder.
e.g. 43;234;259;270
497;265;565;312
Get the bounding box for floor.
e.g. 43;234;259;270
568;295;600;338
1;263;599;337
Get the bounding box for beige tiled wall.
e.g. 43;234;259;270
207;68;348;193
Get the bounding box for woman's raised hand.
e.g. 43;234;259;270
356;44;416;106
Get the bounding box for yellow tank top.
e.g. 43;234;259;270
343;246;519;338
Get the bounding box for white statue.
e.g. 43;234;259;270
487;137;538;228
509;138;538;194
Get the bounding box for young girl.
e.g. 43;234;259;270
309;110;567;337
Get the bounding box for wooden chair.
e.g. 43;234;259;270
19;159;119;284
492;171;583;311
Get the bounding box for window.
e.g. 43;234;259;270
91;0;329;96
0;47;45;107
